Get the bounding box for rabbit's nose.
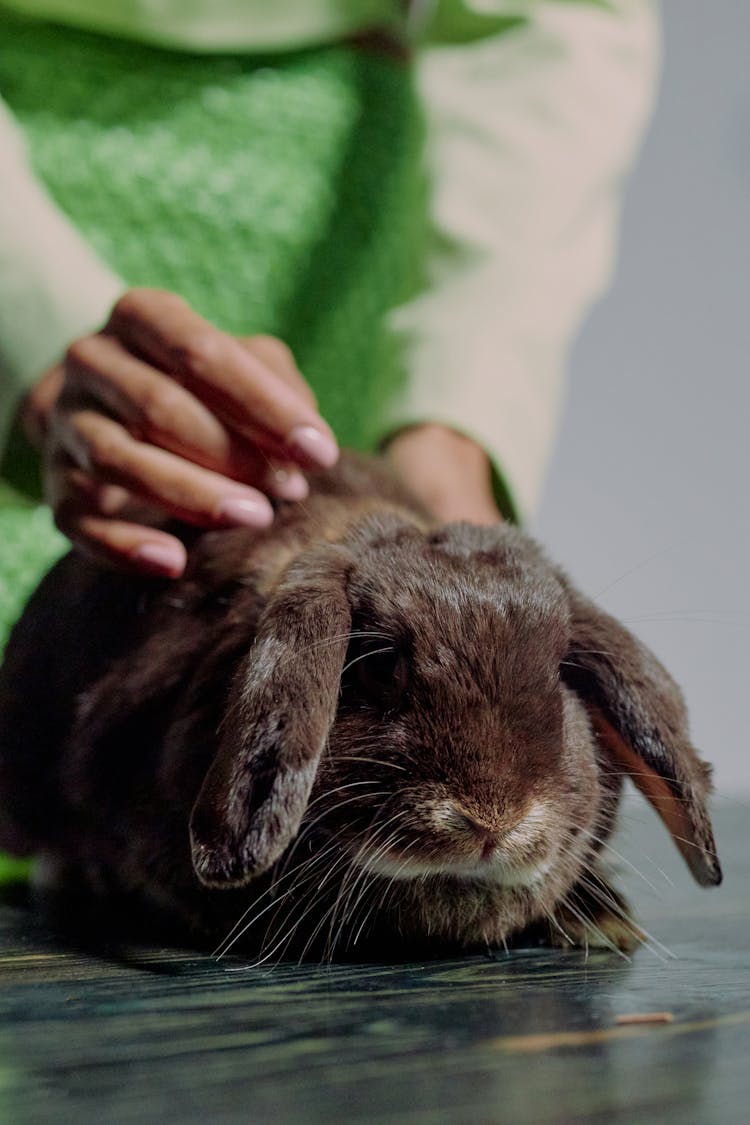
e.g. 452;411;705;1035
443;803;502;857
462;816;501;859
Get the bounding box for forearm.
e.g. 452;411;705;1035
0;97;125;456
383;0;660;523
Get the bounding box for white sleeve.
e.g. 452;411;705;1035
383;0;660;522
0;97;125;449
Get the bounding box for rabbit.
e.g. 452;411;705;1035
0;453;721;960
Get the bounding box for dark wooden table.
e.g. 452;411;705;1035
1;800;747;1124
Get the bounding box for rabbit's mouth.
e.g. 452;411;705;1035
352;798;558;889
348;792;559;886
357;848;553;889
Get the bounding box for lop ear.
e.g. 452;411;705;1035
190;551;351;888
560;584;721;888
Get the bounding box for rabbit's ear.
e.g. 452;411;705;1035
560;585;721;887
190;552;351;888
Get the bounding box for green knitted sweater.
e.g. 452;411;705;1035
0;11;427;649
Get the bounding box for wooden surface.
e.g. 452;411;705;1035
0;799;747;1124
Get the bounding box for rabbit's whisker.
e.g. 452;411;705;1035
575;874;673;964
277;630;395;670
313;857;370;963
335;819;404;922
557;891;631;963
217;824;353;959
609;775;750;814
542;904;578;951
659;830;721;857
352;843;419;948
622;610;750;627
268;827;338;896
555;829;675;962
280;863;358;965
248;848;357;968
341;646;395;677
574;871;674;963
570;822;662;895
593;536;693;600
327;837;408;959
344;862;395;953
600;768;705;791
305;779;387;810
313;853;382;962
584;810;676;887
331;755;411;773
287;846;368;963
273;789;388;884
322;820;407;957
215;839;343;960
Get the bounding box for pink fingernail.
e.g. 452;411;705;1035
287;424;339;469
219;495;274;527
267;468;309;501
135;543;185;576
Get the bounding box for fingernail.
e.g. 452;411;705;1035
135;543;185;576
287;424;338;469
267;467;309;501
219;495;274;528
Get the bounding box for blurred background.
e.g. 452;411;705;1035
537;0;749;792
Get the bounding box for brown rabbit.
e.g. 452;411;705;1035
0;454;721;960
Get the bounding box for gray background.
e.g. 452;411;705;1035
536;0;749;792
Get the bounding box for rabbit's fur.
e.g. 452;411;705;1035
0;454;721;958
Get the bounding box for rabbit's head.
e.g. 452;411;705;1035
189;512;720;945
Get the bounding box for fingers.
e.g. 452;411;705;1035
47;466;188;576
106;290;338;469
239;335;318;410
37;289;334;576
70;514;188;578
50;409;276;533
61;334;309;502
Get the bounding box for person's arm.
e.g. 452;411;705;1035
382;0;660;524
0;96;125;454
0;98;340;575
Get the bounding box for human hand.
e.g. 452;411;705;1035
384;424;501;526
19;289;338;576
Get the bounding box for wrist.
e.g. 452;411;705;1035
384;423;501;525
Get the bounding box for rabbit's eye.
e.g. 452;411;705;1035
341;638;408;709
